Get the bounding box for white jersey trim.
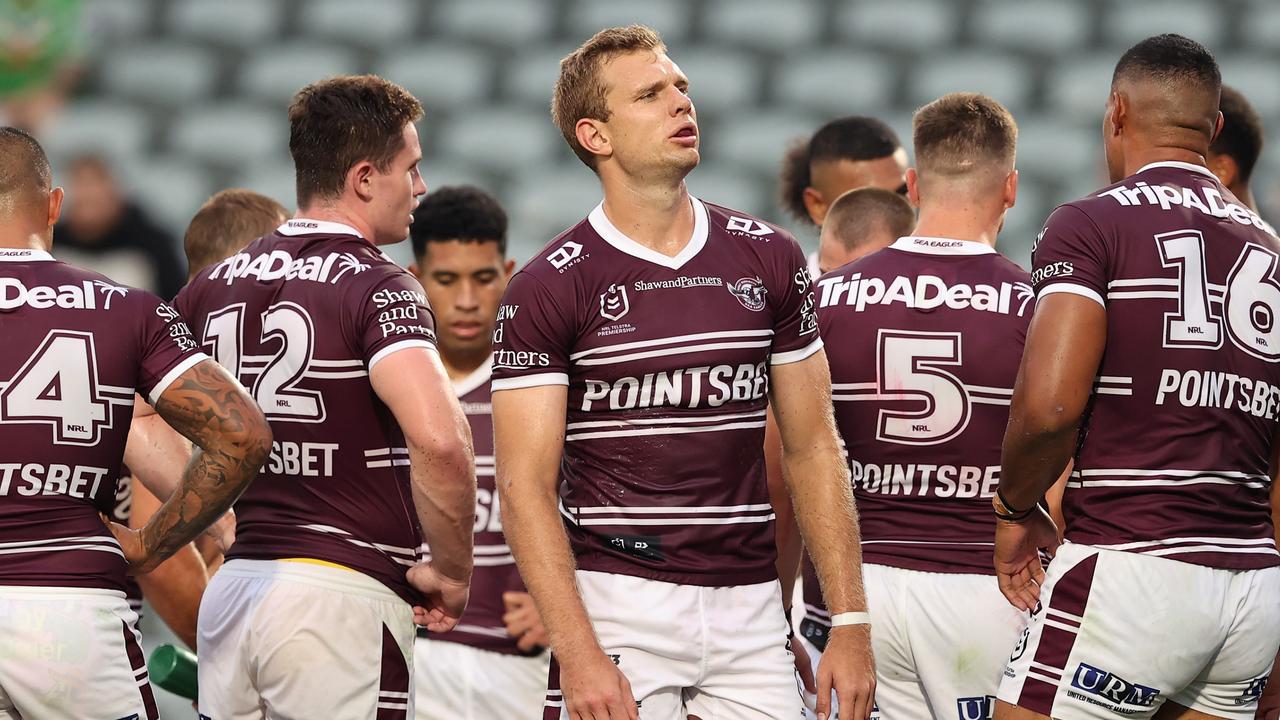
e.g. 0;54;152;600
1135;160;1217;180
452;355;493;397
367;339;438;372
570;328;774;361
277;218;364;238
588;196;709;271
890;236;998;256
491;373;569;392
770;337;823;366
147;353;210;406
0;249;55;262
1038;282;1105;308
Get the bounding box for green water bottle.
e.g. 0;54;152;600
148;643;198;700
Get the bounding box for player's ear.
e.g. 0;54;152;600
575;118;611;162
349;160;376;202
47;186;64;230
802;186;827;226
905;168;921;207
1108;91;1127;136
1210;110;1224;144
1209;153;1237;188
408;261;421;278
503;258;517;275
1004;169;1019;210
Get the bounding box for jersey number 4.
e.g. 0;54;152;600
0;330;113;445
204;302;326;422
1158;231;1280;361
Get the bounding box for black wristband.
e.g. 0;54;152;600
995;488;1036;521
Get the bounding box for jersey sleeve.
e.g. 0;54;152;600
769;235;823;365
350;269;439;371
135;294;209;405
490;271;574;392
1031;204;1111;307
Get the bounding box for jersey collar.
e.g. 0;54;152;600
1135;160;1217;180
588;196;709;271
890;236;997;256
0;248;55;262
451;355;493;397
277;218;365;238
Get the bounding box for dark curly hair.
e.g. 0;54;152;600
410;185;508;259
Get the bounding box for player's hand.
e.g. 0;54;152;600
407;562;469;633
102;513;158;573
560;649;639;720
789;626;818;711
502;591;550;652
994;505;1060;611
816;623;875;720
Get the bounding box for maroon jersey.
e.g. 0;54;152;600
491;198;820;586
111;470;144;615
1033;161;1280;570
422;357;528;654
801;236;1032;626
0;249;205;593
175;220;439;603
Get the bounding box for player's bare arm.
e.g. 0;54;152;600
128;480;209;649
996;293;1106;610
371;346;476;631
770;349;875;720
108;359;271;573
494;384;639;720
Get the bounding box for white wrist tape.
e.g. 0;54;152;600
830;612;871;627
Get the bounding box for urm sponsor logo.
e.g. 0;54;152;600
956;695;995;720
1071;663;1160;709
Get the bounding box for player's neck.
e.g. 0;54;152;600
599;177;695;254
1123;145;1210;179
912;207;999;248
293;206;375;244
440;349;490;383
0;230;50;253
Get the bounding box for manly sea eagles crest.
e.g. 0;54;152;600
727;276;767;312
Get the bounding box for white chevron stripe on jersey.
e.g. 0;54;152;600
565;419;766;442
566;409;765;431
576;340;773;366
569;328;775;361
299;524;419;565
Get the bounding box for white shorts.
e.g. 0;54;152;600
798;563;1026;720
413;636;549;719
999;543;1280;719
197;559;416;720
545;571;801;719
0;586;158;720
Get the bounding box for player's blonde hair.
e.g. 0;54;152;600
912;92;1017;181
552;25;666;169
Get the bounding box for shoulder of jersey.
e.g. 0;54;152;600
39;261;160;311
513;216;597;283
701;200;798;249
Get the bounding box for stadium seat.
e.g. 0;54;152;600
434;0;555;46
300;0;418;47
167;0;284;47
99;43;219;107
117;156;217;234
1217;57;1280;118
1103;2;1227;50
999;177;1047;266
1044;57;1116;121
168;103;285;169
229;159;299;212
705;110;821;174
419;158;501;198
79;0;154;50
236;44;361;105
675;48;762;114
971;1;1092;53
686;167;770;221
1240;1;1280;51
507;168;603;259
375;43;496;108
1014;118;1100;182
435;106;561;174
42;101;154;163
567;0;692;44
773;50;895;115
908;53;1034;112
703;0;823;52
502;44;578;107
837;0;958;51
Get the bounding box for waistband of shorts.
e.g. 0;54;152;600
575;569;781;592
219;558;405;602
0;585;127;600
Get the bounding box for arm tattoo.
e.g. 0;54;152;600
145;360;271;566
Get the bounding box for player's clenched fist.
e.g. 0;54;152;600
816;624;876;720
408;562;471;633
561;651;640;720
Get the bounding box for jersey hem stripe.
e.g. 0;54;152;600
1038;283;1105;308
491;373;570;392
770;337;823;366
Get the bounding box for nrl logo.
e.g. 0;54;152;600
600;283;630;321
727;277;767;312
